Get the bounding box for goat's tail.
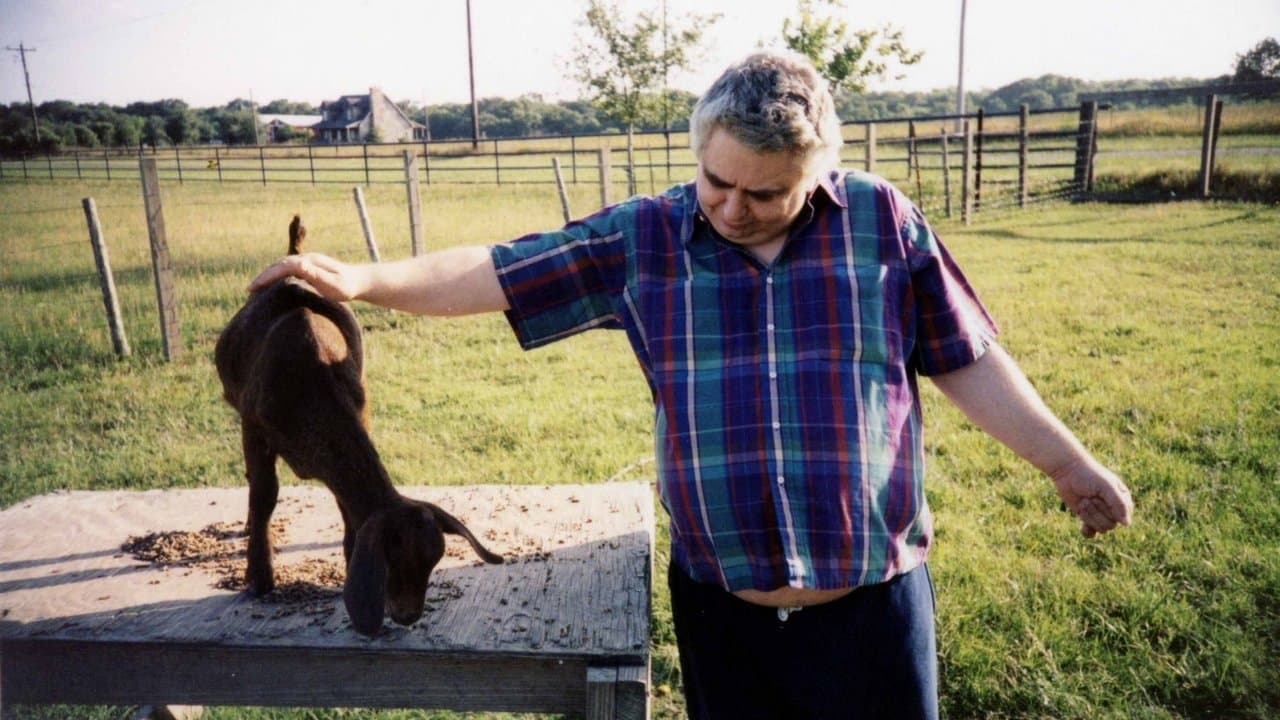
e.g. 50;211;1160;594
429;503;505;564
288;214;305;255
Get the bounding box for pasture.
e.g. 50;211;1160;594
1;178;1278;718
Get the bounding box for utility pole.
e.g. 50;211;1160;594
954;0;967;134
249;90;261;146
7;42;40;143
466;0;481;149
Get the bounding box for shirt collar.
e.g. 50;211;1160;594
680;170;848;248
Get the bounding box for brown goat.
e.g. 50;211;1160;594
214;215;503;636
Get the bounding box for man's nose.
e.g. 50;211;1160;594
723;191;748;221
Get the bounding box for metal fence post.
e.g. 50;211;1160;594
1018;104;1029;208
962;121;973;226
552;157;572;224
1198;94;1221;198
941;128;952;219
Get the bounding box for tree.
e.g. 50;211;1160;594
572;0;720;134
111;113;144;148
165;109;202;145
1233;37;1280;83
781;0;922;96
142;115;170;148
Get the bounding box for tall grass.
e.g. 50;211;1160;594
1;180;1277;718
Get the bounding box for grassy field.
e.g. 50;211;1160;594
1;178;1278;719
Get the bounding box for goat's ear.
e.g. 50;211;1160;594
344;511;388;636
426;502;505;565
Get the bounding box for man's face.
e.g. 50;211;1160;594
695;127;814;261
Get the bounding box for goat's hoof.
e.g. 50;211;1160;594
246;575;275;597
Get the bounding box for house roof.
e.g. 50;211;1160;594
257;114;322;127
312;118;363;130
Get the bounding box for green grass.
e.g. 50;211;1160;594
1;180;1278;719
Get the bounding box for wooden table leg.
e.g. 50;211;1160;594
586;664;649;720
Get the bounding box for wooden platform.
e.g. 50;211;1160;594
0;483;653;719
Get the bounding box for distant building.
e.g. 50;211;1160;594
312;87;426;143
257;114;322;143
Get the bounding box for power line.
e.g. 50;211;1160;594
6;42;39;143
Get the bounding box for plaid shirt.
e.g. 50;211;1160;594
491;170;998;593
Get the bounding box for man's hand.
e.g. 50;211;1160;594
247;247;508;317
248;253;368;302
1050;457;1134;538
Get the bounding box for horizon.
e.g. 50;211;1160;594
2;0;1277;109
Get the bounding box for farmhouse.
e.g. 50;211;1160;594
312;87;427;143
257;113;321;143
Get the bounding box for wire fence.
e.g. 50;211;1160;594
5;97;1275;367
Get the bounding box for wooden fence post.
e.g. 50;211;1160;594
494;139;502;185
552;158;572;224
353;186;381;262
864;123;876;174
625;129;636;197
422;140;432;185
1074;101;1098;195
962;120;973;226
139;157;181;362
941;128;952;219
258;145;267;186
404;150;424;256
82;197;131;358
1018;104;1029;208
175;146;183;185
908;121;923;205
1198;94;1222;198
571;135;579;184
598;146;611;208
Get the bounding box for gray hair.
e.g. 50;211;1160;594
689;51;843;176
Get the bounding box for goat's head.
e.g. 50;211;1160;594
343;500;504;636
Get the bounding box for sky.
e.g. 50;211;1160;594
1;0;1277;110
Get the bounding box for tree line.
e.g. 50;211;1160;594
0;72;1263;157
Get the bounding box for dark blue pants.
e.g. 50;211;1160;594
669;563;939;720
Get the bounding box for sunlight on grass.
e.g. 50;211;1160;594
1;179;1277;718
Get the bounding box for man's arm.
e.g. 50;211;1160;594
929;343;1134;537
247;247;509;316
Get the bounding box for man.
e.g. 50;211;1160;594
249;51;1132;719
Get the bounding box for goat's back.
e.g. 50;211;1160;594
215;278;366;426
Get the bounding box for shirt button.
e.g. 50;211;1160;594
769;371;777;380
766;323;775;331
766;275;774;285
777;476;786;486
772;421;781;430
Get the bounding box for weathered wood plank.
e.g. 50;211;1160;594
2;639;586;713
0;484;652;714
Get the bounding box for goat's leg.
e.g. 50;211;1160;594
338;502;356;562
241;424;279;596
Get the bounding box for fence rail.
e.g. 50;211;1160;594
4;98;1268;213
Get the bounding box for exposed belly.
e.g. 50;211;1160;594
733;585;854;608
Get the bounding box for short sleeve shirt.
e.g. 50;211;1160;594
490;170;998;592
